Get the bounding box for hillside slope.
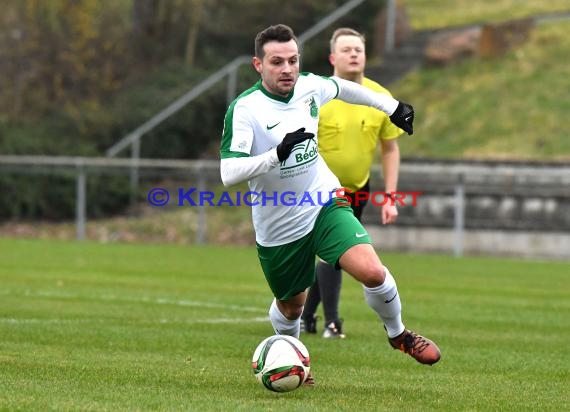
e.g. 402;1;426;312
386;19;570;160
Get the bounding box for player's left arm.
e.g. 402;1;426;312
380;137;400;225
333;76;414;135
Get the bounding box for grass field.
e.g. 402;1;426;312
392;19;570;160
406;0;570;29
1;238;568;411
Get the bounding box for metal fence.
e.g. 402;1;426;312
0;156;214;242
2;155;569;258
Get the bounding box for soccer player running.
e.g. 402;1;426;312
220;24;440;384
302;28;404;339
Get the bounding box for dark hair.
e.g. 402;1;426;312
329;27;365;53
254;24;298;58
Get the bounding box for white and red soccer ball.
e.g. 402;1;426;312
251;335;311;392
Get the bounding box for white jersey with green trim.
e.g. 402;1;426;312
220;73;342;246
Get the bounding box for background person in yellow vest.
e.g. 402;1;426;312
302;27;404;338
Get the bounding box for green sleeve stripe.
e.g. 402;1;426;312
219;100;238;157
220;151;250;159
313;73;339;99
329;76;339;99
219;83;260;158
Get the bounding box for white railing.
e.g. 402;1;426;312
0;155;215;242
2;155;569;259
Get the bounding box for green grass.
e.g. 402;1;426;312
392;19;570;160
1;238;569;411
406;0;570;30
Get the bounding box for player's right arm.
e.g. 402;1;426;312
219;102;313;187
220;153;280;187
219;101;277;187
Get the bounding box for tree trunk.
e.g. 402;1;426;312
185;0;205;68
133;0;160;60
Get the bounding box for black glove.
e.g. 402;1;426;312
276;127;315;161
389;102;414;135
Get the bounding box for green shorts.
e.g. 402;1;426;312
256;199;371;300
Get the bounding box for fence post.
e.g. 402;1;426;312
130;139;141;213
385;0;397;53
76;161;86;240
196;161;206;244
227;66;238;106
454;173;465;257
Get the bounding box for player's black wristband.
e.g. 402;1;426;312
384;192;398;201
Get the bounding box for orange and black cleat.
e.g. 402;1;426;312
389;329;441;365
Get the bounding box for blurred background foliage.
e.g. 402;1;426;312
1;0;568;158
0;0;568;221
0;0;386;159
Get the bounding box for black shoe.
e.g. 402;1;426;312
303;370;315;386
322;319;345;339
301;315;318;334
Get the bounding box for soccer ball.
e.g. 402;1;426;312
251;335;311;392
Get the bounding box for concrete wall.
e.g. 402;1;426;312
366;226;570;260
361;160;570;260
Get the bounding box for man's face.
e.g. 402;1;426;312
253;39;299;97
330;35;365;78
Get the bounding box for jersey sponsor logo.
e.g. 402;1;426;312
266;122;280;130
355;232;367;238
293;143;317;163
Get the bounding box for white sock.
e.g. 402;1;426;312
363;266;405;338
268;299;300;338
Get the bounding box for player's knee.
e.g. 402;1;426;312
278;302;303;320
360;264;386;288
285;306;303;320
